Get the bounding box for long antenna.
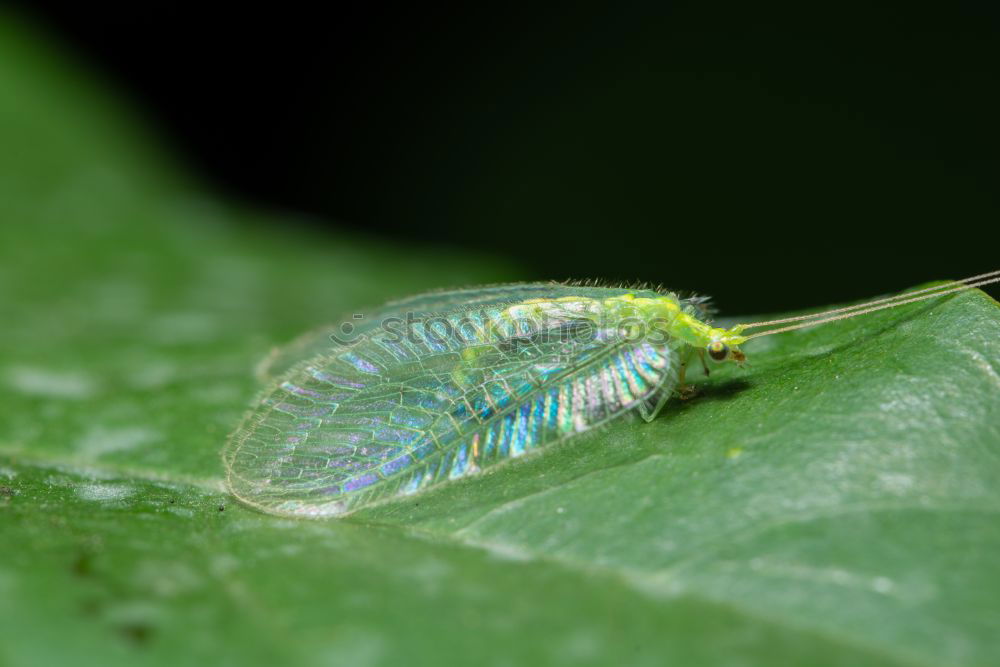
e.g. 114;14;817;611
742;272;1000;341
741;269;1000;331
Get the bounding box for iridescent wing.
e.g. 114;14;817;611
226;292;683;517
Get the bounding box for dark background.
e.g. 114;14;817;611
18;3;1000;312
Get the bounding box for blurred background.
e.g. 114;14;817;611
15;2;1000;312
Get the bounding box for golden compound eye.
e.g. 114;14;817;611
707;341;729;361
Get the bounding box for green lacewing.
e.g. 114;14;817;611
225;271;1000;518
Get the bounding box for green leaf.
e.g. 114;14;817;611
2;13;998;667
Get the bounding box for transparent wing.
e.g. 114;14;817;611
226;298;681;517
256;282;677;380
